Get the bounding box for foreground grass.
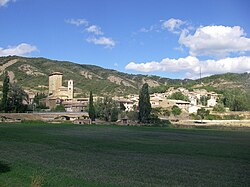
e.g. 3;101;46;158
0;122;250;186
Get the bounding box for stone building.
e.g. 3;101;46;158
48;72;73;99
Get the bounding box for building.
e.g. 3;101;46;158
48;72;73;99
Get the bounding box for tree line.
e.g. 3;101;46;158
88;83;163;124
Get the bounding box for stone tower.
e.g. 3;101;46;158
67;80;74;99
49;72;63;95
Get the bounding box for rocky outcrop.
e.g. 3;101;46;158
18;64;45;76
107;75;135;88
0;59;19;75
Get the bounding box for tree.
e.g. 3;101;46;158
110;107;119;122
197;108;210;120
200;95;210;106
52;104;65;112
88;91;96;121
138;83;151;123
171;105;182;116
1;72;10;112
8;83;28;113
94;97;119;122
162;109;171;117
168;92;189;101
222;89;248;111
33;93;47;110
213;103;225;112
127;111;138;121
120;102;126;111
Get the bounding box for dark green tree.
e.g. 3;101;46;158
8;83;28;113
197;108;210;120
222;89;248;111
213;103;225;112
138;83;151;123
110;107;119;122
33;93;47;110
88;91;96;121
168;92;189;101
52;104;65;112
200;95;210;106
94;97;119;122
171;105;182;116
1;72;10;112
120;102;126;111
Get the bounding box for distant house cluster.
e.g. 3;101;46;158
113;87;220;114
26;72;220;115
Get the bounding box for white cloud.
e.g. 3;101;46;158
85;25;103;35
0;43;37;56
139;25;158;33
125;56;250;79
162;18;186;33
179;25;250;57
0;0;15;7
86;37;116;48
65;18;88;26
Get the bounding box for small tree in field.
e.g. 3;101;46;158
138;83;151;123
88;91;96;121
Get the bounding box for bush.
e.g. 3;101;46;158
52;104;65;112
127;111;138;121
197;108;210;120
172;105;182;116
213;103;226;112
110;107;119;122
206;114;222;120
168;92;189;101
223;115;243;120
149;114;161;124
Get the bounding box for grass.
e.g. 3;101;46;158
0;122;250;186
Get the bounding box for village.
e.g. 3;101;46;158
3;71;250;126
18;72;221;123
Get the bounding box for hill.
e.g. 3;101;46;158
0;56;249;96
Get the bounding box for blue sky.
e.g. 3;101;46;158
0;0;250;79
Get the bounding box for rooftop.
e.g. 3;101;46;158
49;72;63;76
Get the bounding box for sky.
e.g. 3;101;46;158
0;0;250;79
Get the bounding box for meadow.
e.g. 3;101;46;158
0;122;250;186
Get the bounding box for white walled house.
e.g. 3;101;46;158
188;105;200;114
207;97;217;107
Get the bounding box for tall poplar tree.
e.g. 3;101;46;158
138;83;151;123
88;91;96;121
1;72;10;112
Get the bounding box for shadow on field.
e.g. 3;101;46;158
0;161;11;173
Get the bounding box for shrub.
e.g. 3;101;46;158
52;104;65;112
168;92;189;101
223;115;243;120
127;111;138;121
213;103;226;112
171;105;182;116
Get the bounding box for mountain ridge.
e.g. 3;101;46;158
0;56;249;96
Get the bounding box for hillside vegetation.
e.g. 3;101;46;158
0;56;249;96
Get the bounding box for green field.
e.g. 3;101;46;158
0;123;250;187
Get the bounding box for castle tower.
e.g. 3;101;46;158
49;72;63;95
68;79;74;99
